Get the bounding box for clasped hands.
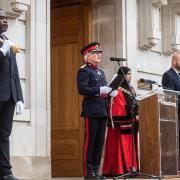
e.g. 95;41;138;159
100;86;118;97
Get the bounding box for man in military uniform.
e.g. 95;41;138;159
77;42;115;179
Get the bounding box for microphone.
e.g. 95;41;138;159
139;78;157;84
110;57;127;61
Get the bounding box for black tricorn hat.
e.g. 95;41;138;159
80;41;102;55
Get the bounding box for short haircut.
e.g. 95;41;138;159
84;53;88;62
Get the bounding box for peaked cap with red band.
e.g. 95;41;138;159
80;41;102;55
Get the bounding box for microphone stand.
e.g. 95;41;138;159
112;62;161;180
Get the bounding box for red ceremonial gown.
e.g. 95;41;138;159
102;89;139;176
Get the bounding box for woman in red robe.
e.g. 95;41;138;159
102;66;139;177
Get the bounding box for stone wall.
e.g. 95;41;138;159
0;0;51;178
92;0;180;94
0;0;179;178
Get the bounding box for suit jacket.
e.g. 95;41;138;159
162;67;180;121
162;67;180;91
0;45;23;102
77;63;108;117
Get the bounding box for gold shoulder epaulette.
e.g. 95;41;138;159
80;64;87;69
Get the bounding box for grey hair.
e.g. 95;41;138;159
84;53;89;62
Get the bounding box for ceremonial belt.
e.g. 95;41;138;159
108;119;139;125
107;120;139;129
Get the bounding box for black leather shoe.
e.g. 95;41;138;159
96;173;106;179
84;172;99;179
0;174;18;180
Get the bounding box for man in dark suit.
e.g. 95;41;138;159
162;53;180;92
77;42;116;179
0;9;24;180
162;53;180;169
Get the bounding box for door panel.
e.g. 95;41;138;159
51;2;90;177
51;6;80;45
52;44;79;129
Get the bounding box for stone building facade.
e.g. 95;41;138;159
0;0;51;178
0;0;180;178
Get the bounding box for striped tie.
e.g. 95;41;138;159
0;34;4;40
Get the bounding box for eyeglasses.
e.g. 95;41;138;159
89;51;102;55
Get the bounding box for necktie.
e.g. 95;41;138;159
0;34;10;57
0;34;4;40
0;34;3;48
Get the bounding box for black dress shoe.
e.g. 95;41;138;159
84;172;98;179
96;174;106;179
0;174;18;180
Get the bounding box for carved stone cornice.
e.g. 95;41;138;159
1;0;30;18
138;0;165;50
162;2;180;54
11;0;30;13
152;0;167;7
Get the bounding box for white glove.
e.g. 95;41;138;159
100;86;112;95
16;101;24;115
109;90;118;97
0;40;14;55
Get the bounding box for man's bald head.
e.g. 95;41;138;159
172;53;180;71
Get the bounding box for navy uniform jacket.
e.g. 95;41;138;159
77;63;108;117
0;44;23;102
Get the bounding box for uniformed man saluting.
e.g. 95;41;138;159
77;42;116;179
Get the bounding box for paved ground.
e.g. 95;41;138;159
18;176;180;180
49;178;133;179
27;178;180;180
48;179;180;180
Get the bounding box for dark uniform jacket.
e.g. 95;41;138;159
77;63;108;117
0;45;23;102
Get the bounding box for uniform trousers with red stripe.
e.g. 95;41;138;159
84;117;107;176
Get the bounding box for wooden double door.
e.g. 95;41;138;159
51;0;91;177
